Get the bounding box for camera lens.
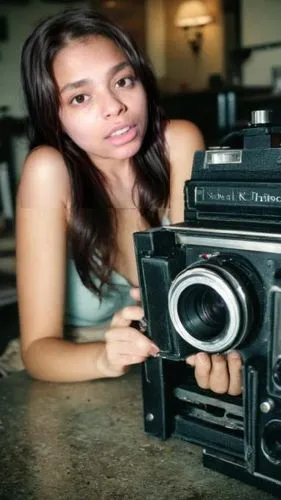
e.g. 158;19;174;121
261;419;281;465
178;285;227;341
168;261;253;353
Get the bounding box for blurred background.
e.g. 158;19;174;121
1;0;281;356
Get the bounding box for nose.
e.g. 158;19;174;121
100;90;126;119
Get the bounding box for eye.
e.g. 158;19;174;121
115;76;135;89
70;94;90;105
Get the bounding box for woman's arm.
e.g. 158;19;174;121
17;148;158;382
165;119;204;223
65;323;110;343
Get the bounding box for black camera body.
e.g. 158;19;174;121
134;111;281;497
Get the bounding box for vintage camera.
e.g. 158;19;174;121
134;110;281;497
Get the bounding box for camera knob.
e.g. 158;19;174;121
251;109;272;126
260;398;275;414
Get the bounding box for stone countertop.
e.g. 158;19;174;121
0;369;277;500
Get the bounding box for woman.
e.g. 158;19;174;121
17;8;241;393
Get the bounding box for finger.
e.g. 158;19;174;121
105;327;159;357
193;352;212;389
227;351;243;396
111;305;144;328
130;287;141;303
106;342;156;369
185;354;196;366
116;353;148;366
209;354;229;394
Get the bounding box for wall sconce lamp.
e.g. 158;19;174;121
174;1;213;54
101;1;117;7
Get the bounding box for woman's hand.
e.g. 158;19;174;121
129;288;243;396
98;299;159;378
186;351;242;396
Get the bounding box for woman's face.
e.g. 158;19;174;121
53;35;148;165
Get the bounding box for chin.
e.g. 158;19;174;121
113;139;143;160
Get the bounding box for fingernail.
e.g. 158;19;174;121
150;345;160;356
139;317;147;333
186;354;196;366
197;352;208;361
228;350;240;359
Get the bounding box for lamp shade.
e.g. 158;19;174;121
174;0;213;28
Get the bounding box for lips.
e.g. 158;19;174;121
106;123;134;139
105;124;138;146
110;126;130;137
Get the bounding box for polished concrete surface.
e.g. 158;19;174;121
0;368;278;500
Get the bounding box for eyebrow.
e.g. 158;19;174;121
60;61;131;94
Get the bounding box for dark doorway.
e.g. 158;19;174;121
222;0;242;85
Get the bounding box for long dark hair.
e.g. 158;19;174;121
21;8;169;296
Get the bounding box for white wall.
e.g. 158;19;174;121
0;0;88;179
242;0;281;86
145;0;166;79
0;0;88;117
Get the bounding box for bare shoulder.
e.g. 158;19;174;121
165;119;204;160
165;120;205;223
17;145;71;210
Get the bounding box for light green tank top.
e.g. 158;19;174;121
64;258;135;327
64;217;170;327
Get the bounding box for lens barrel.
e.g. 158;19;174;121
168;259;255;353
